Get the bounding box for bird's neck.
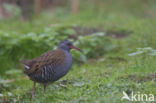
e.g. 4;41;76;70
58;47;70;53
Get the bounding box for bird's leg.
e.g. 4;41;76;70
31;82;36;100
43;84;47;95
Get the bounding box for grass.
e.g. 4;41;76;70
0;0;156;102
2;54;156;103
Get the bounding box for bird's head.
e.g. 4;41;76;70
59;40;82;52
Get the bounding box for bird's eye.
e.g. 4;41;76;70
67;43;71;46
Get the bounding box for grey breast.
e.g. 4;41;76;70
51;50;72;82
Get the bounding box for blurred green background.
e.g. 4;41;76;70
0;0;156;103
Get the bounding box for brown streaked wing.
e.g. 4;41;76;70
25;48;65;75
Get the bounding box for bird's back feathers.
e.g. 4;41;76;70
21;48;65;75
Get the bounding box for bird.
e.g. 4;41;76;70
21;40;81;99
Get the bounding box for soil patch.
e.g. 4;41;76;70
121;73;156;83
70;26;132;39
106;30;133;38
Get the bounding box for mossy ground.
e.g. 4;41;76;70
0;0;156;103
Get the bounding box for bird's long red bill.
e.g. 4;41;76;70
71;46;82;52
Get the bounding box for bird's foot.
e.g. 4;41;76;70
30;94;35;101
